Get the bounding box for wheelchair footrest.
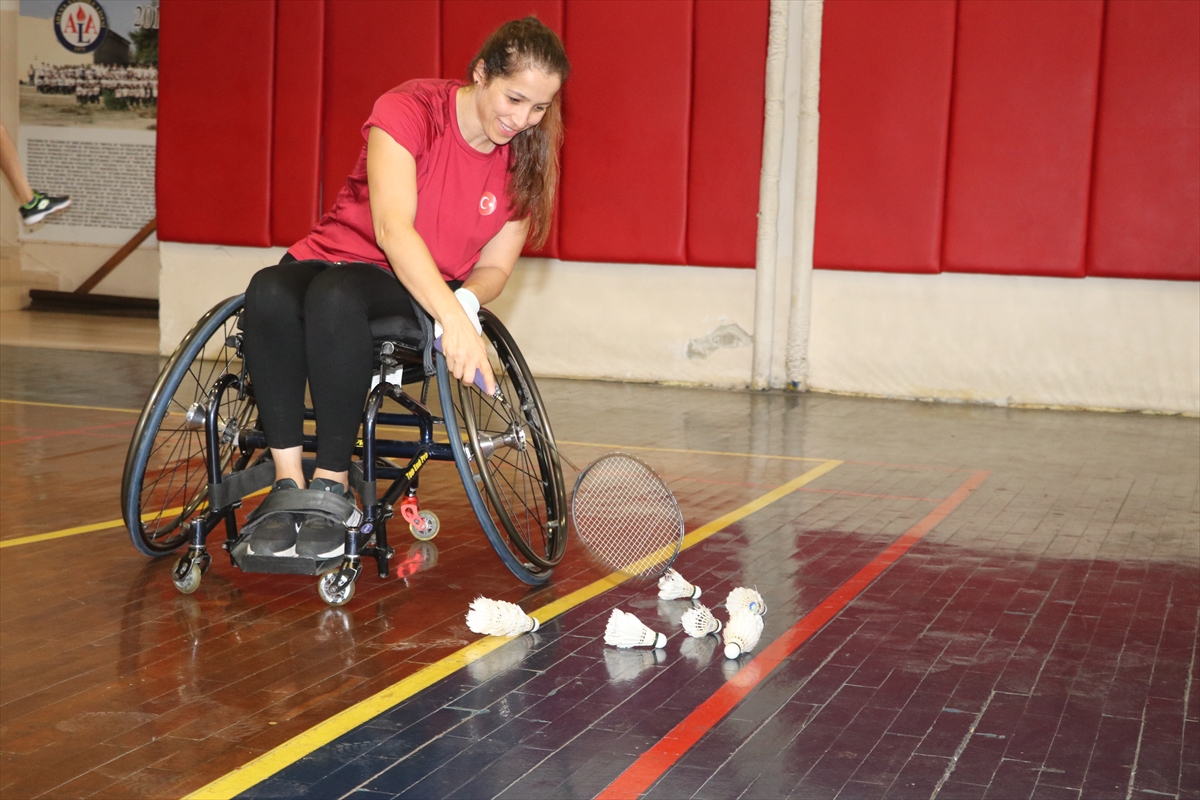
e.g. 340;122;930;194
229;538;344;576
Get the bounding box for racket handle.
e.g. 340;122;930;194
433;336;494;396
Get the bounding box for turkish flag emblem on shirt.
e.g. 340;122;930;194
479;192;497;216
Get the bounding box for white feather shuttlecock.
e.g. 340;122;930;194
722;610;765;659
465;597;540;637
726;587;767;616
658;569;701;600
604;609;667;649
680;603;723;638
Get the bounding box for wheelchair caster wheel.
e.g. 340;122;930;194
318;571;356;606
410;510;440;541
173;561;203;595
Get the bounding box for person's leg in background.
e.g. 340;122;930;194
0;121;71;225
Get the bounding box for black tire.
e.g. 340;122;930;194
437;309;568;585
121;295;258;556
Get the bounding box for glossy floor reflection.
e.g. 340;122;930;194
1;344;1197;800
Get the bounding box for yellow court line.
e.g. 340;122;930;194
0;398;141;414
557;440;831;463
184;458;842;800
2;443;821;550
0;487;272;550
0;507;182;549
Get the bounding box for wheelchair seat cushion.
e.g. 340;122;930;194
369;314;426;349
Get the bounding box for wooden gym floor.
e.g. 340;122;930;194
0;337;1197;800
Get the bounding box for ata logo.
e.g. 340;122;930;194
55;0;109;54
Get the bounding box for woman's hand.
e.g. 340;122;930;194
439;308;496;395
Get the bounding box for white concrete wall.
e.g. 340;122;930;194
159;242;757;386
808;270;1200;414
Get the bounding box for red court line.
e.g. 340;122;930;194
597;469;991;800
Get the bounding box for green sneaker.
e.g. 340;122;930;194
20;191;71;225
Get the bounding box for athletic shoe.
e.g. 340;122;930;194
298;478;355;559
20;191;71;225
245;479;302;556
296;516;347;560
246;513;302;557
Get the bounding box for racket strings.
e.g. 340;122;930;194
572;455;684;580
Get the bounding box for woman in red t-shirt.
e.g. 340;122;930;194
241;18;568;507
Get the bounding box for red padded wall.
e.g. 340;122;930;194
440;0;565;258
440;0;563;80
687;0;769;268
814;0;956;274
156;0;275;246
558;0;693;264
1088;0;1200;281
271;0;324;247
321;1;440;213
942;0;1104;277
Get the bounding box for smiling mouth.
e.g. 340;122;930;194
498;120;520;137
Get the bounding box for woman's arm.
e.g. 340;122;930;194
462;217;529;304
366;126;495;393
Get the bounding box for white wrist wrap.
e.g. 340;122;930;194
433;287;482;338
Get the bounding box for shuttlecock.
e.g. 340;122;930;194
465;597;540;637
680;603;722;638
726;587;767;616
723;610;764;659
604;609;667;649
658;569;701;600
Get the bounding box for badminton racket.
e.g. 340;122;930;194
484;387;684;581
442;333;686;581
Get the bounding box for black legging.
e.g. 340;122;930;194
241;257;423;472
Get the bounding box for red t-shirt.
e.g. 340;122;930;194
289;79;513;282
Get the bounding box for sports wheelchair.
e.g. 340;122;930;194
120;294;569;605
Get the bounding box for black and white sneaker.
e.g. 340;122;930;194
297;478;357;559
20;191;71;225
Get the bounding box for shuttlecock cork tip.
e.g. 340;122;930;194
529;617;540;632
654;632;667;648
724;643;742;659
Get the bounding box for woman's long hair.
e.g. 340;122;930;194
469;17;569;249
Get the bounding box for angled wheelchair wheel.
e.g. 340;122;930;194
121;295;258;556
437;310;568;585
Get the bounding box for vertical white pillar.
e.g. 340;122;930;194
784;0;823;389
752;0;792;389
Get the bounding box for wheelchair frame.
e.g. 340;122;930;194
121;294;568;605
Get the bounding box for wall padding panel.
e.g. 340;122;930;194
157;0;275;246
687;0;769;268
814;0;956;274
1088;0;1200;281
440;0;563;80
271;0;324;248
942;0;1103;277
558;0;692;265
322;1;439;213
440;0;565;258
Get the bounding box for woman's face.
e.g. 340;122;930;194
472;64;562;146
